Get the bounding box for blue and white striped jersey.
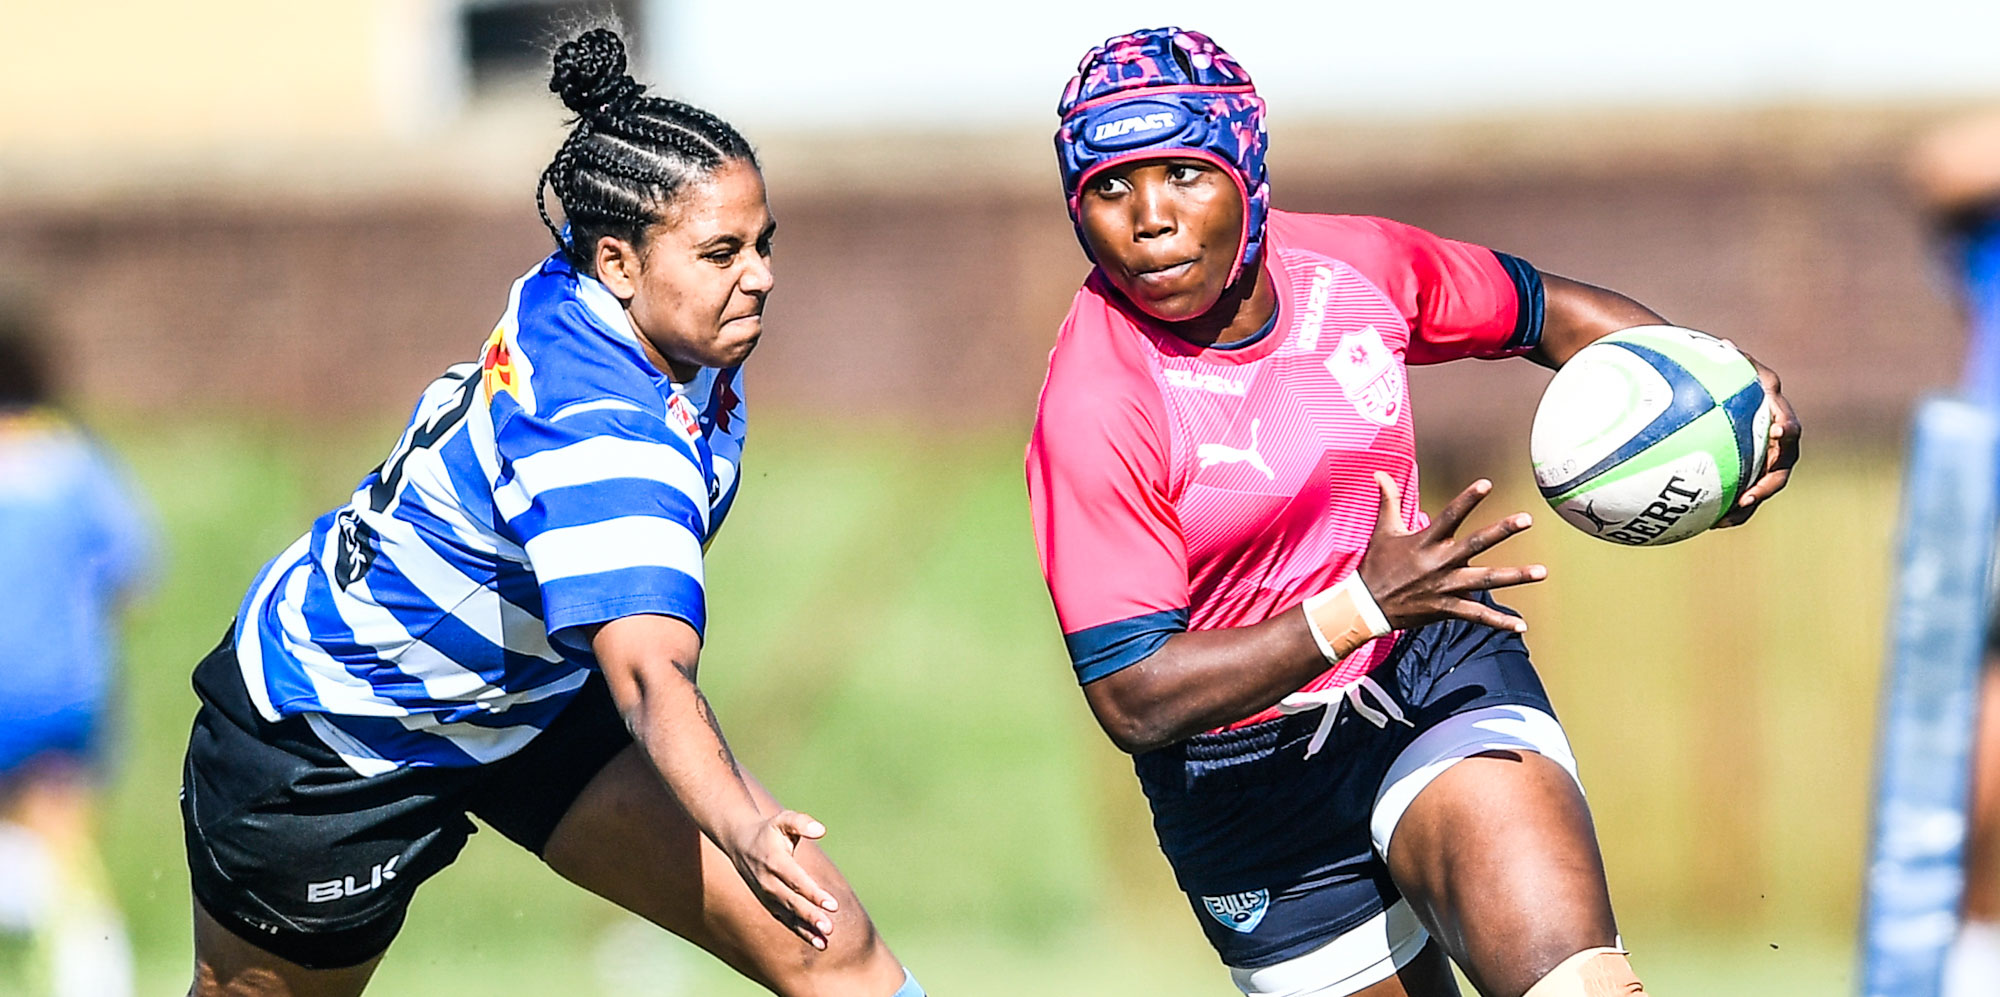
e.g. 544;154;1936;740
234;253;747;774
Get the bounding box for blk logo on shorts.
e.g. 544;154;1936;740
1202;889;1270;933
306;855;400;904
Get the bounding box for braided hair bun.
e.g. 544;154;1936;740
549;28;644;120
535;28;757;271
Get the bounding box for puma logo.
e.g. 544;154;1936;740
1198;419;1275;480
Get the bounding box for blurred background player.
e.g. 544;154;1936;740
176;28;922;997
1910;110;2000;997
1028;27;1800;997
0;306;154;997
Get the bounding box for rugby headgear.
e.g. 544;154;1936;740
1055;27;1269;285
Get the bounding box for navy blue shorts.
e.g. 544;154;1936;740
1131;605;1552;969
180;631;632;969
0;700;102;780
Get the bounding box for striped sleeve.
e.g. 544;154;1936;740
492;399;710;641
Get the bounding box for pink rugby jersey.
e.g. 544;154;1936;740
1026;210;1544;731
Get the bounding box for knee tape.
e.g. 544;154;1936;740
1522;947;1646;997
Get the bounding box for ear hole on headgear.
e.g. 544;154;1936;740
1169;40;1196;84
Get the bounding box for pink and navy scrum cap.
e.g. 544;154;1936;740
1055;27;1270;284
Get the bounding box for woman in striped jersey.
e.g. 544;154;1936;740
178;28;923;997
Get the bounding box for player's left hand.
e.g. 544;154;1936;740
1716;351;1799;528
722;810;842;950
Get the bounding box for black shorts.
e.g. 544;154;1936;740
1133;598;1554;969
179;631;631;969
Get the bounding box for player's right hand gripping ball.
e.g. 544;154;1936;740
1530;325;1772;546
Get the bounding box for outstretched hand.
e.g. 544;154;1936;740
722;810;841;950
1356;473;1547;633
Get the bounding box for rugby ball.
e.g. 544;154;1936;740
1530;326;1771;546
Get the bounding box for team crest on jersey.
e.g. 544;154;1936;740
480;326;534;410
1202;890;1270;933
1325;324;1404;426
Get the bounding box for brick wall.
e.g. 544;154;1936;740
0;122;1960;457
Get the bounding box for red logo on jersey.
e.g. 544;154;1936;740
667;394;701;438
481;328;517;401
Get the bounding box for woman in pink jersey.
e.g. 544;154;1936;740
1026;27;1799;997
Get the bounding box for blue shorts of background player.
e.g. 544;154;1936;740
0;705;102;780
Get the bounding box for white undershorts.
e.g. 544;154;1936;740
1230;705;1583;997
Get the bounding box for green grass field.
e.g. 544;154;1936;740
85;415;1886;994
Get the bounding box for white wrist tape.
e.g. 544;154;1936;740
1522;947;1644;997
1302;573;1393;663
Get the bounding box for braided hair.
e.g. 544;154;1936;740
537;28;757;272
